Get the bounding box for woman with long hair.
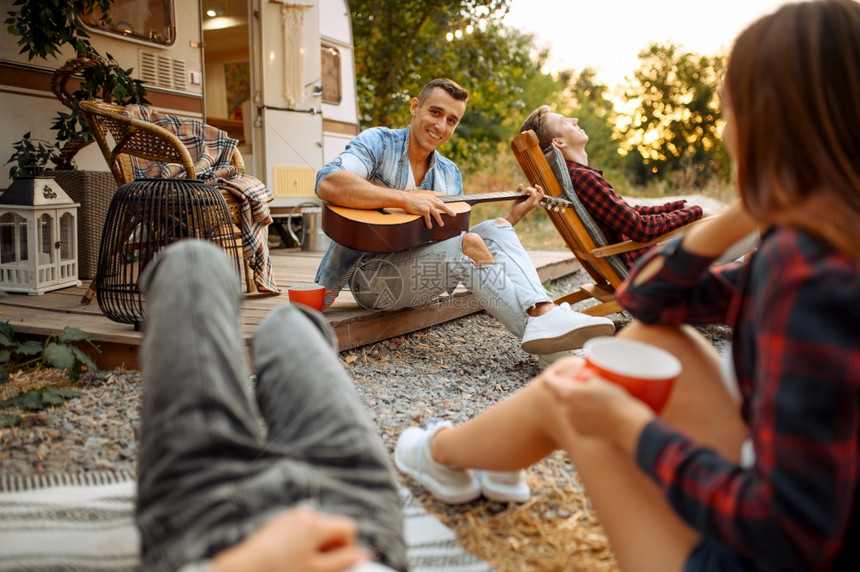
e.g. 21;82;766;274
393;1;860;569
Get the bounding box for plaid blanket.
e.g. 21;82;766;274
0;472;492;572
123;105;280;293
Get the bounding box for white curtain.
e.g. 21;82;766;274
277;2;311;107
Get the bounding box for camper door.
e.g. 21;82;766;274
259;0;324;194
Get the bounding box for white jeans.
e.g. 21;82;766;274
349;219;551;339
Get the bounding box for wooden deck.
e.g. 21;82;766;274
0;248;579;370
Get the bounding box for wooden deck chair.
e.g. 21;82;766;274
511;130;702;316
78;100;255;299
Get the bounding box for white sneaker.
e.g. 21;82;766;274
475;470;531;503
521;303;615;354
394;422;481;504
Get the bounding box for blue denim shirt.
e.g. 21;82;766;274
314;126;464;295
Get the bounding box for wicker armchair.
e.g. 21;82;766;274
79;100;255;294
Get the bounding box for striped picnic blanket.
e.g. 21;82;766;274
0;471;491;572
123;105;280;293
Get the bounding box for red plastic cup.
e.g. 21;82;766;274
582;337;682;412
287;283;335;312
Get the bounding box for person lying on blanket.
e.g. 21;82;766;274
135;240;404;572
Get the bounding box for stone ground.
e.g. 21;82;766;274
0;267;733;571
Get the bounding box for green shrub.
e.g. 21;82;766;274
0;321;100;427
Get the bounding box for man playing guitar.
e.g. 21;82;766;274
314;78;615;362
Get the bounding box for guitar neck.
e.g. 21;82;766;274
439;190;572;210
439;191;529;205
323;189;572;252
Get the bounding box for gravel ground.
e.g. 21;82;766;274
0;272;732;570
0;271;731;478
1;200;733;476
0;310;546;476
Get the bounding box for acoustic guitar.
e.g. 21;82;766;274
321;190;569;253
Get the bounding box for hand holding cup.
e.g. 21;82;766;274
582;337;681;412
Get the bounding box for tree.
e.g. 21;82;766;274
350;0;559;165
351;1;509;123
617;43;727;185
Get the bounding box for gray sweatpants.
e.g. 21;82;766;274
135;240;406;571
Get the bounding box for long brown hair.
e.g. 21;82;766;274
725;0;860;259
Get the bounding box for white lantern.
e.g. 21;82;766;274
0;176;81;294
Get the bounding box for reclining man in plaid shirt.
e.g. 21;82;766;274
519;105;716;269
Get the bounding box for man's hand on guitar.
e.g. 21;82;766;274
505;184;545;226
401;192;456;229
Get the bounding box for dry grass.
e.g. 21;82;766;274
0;367;78;402
410;451;619;572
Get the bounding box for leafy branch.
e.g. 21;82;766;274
1;321;99;382
6;132;61;179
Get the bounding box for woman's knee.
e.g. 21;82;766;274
620;321;745;458
617;322;723;396
618;322;714;359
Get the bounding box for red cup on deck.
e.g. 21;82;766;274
582;337;681;412
287;283;335;312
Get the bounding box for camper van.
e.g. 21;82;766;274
0;0;359;208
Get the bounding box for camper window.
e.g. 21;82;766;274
321;44;342;105
81;0;176;46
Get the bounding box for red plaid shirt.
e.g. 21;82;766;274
566;162;702;267
617;228;860;570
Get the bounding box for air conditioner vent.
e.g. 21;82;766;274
139;51;158;85
139;51;188;90
172;59;187;90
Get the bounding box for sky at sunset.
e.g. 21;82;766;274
503;0;791;85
